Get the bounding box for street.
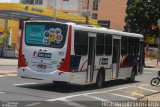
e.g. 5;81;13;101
0;66;159;107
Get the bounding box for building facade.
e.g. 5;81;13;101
19;0;85;15
47;0;85;15
1;0;127;30
88;0;127;31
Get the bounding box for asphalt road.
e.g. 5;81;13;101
0;67;159;107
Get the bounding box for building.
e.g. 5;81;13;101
48;0;85;15
88;0;127;31
19;0;127;30
23;0;127;30
19;0;85;15
0;0;97;56
20;0;48;8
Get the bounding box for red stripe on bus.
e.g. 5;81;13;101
18;22;27;68
58;25;72;72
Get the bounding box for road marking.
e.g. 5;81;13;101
0;74;16;78
0;91;5;94
61;99;86;107
83;94;108;102
131;92;144;97
0;75;4;77
144;72;153;74
138;87;159;92
46;85;135;101
25;102;41;107
110;93;137;100
141;84;150;86
6;74;17;77
144;68;159;71
14;83;37;86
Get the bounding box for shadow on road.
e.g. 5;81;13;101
15;79;140;93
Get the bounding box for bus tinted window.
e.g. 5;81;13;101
74;31;88;55
134;38;140;55
25;22;68;48
96;33;104;55
105;34;112;55
128;37;135;55
121;37;128;56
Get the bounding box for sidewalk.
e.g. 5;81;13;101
0;58;17;74
139;92;160;101
145;57;160;68
0;58;18;66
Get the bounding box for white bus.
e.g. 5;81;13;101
17;21;144;88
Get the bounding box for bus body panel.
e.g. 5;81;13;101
18;21;144;85
18;21;71;82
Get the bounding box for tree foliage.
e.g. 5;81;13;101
125;0;160;37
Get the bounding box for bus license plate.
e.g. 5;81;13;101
38;52;52;58
37;64;47;69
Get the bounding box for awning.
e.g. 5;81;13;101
0;3;98;25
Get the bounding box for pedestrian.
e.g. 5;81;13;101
0;45;2;57
0;44;4;57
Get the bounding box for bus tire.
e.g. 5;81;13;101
96;70;105;88
54;81;67;86
127;68;136;82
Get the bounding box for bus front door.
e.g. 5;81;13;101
112;39;120;79
86;36;96;83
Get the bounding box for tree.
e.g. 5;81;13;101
125;0;160;37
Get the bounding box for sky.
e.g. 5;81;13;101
0;0;20;3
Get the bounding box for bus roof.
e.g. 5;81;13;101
25;21;143;39
74;24;143;38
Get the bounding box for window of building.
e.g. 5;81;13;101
96;33;104;55
21;0;34;4
92;13;97;19
74;31;88;55
92;0;98;10
105;34;112;55
35;0;43;5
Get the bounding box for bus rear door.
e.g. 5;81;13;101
86;33;96;83
112;37;120;79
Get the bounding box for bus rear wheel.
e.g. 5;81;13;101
53;81;67;86
96;71;105;88
127;70;136;82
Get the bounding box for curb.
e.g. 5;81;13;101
0;72;17;75
144;68;160;71
0;70;17;75
137;92;160;101
0;64;17;66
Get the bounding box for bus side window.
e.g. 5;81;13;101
112;46;117;63
128;37;135;55
135;38;140;55
121;37;128;56
96;33;104;55
74;30;88;55
105;34;112;55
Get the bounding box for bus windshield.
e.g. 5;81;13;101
25;22;68;48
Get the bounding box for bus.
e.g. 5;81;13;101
17;21;144;88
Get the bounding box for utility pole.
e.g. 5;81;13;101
53;0;57;21
86;0;89;24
